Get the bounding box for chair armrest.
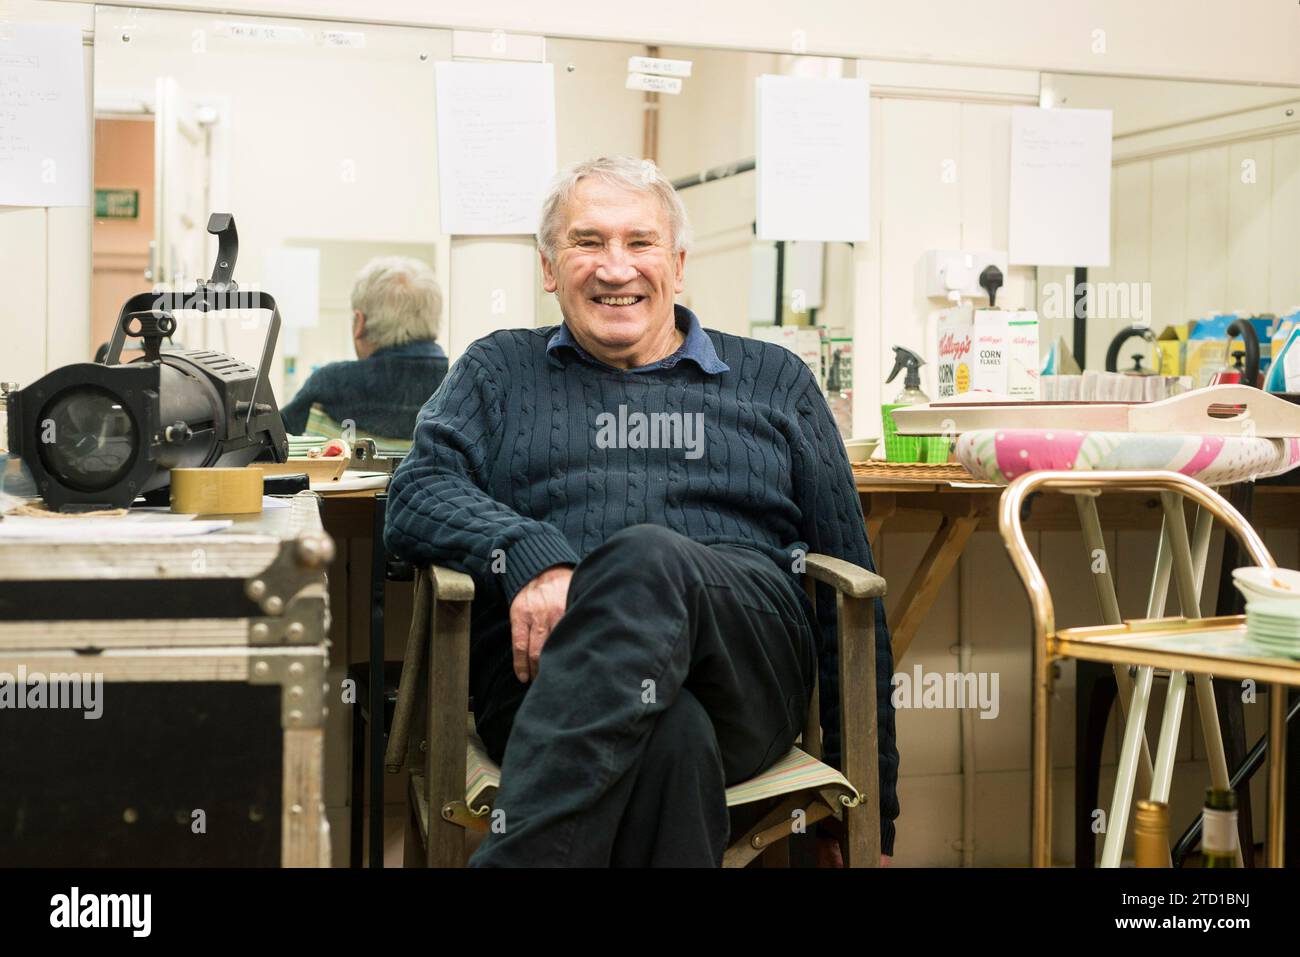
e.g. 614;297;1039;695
804;554;887;599
384;566;473;774
430;565;476;602
810;554;884;867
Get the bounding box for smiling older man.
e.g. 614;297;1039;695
385;156;897;867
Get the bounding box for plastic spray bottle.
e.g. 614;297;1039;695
882;346;944;463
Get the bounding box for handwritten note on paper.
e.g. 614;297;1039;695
756;75;870;243
0;23;88;207
434;62;556;235
1009;107;1112;267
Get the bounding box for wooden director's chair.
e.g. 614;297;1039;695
383;554;887;867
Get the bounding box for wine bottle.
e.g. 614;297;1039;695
1201;788;1238;868
1134;799;1170;867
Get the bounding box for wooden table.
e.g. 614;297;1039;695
313;479;408;868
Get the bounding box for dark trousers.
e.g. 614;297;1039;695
469;524;817;867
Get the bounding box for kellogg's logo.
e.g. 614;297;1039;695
939;332;971;360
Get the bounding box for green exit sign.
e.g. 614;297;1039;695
95;188;139;220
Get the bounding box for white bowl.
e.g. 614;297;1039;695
1233;567;1300;604
844;437;880;463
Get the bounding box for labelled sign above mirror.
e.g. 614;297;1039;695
627;56;692;78
626;73;682;95
322;30;365;49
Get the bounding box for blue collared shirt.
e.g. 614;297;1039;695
545;303;730;376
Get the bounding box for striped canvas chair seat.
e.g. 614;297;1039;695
462;726;861;822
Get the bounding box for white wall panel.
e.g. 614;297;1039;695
1104;125;1298;345
1148;154;1190;339
1269;134;1300;314
1185;146;1231;320
1226;139;1273;314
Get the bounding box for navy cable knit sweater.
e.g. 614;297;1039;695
384;315;899;853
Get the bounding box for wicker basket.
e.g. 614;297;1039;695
852;460;976;482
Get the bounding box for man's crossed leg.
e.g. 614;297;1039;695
470;524;818;867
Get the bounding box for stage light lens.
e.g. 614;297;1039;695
37;387;138;492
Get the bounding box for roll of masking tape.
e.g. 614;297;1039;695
170;467;263;515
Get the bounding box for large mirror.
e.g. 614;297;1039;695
542;38;858;435
1035;73;1300;375
91;6;452;412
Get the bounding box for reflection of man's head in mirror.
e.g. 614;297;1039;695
538;156;690;370
350;257;443;360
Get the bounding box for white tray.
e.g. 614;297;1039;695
892;384;1300;437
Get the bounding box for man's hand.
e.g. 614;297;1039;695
509;565;574;682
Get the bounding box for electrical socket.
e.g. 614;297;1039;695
923;249;1009;301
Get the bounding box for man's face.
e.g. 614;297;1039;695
540;177;685;355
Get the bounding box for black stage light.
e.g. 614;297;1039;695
6;213;289;510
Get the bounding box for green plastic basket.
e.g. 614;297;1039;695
882;404;950;463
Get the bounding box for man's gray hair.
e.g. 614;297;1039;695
536;156;692;263
350;256;443;350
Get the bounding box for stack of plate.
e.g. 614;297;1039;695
287;434;329;458
1245;600;1300;659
